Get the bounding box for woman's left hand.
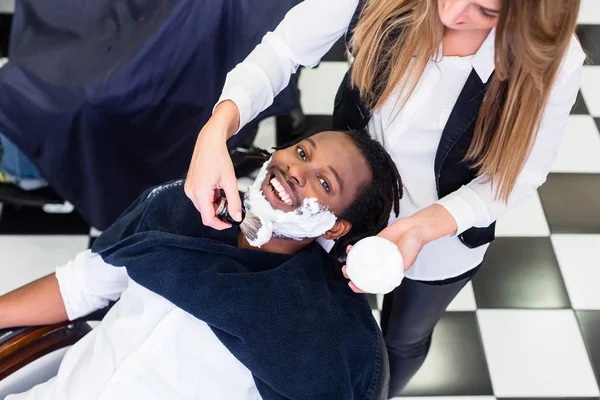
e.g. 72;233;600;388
342;218;426;294
377;218;426;271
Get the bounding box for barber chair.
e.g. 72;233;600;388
0;309;390;399
0;308;108;398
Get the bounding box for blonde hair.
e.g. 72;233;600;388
350;0;580;201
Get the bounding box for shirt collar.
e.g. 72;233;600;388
471;28;496;83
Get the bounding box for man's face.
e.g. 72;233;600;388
261;131;373;216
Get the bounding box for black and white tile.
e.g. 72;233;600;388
1;1;600;399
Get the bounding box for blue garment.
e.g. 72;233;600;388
92;181;382;399
0;0;301;229
0;134;46;190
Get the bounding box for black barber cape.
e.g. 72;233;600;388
91;181;382;399
0;0;301;229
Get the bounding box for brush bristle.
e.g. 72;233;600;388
239;212;263;242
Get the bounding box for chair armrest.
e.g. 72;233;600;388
0;306;112;380
0;321;91;380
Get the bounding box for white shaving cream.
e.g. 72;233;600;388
243;159;338;248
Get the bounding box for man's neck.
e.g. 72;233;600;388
237;231;312;255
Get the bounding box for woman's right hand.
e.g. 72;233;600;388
185;100;242;230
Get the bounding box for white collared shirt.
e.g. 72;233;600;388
7;250;260;400
217;0;585;280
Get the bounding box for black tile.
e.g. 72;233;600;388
321;38;348;62
572;90;590;114
0;203;90;234
577;25;600;65
538;173;600;234
276;114;334;145
577;310;600;388
302;115;334;132
366;294;378;310
0;13;11;58
472;237;570;309
400;312;493;396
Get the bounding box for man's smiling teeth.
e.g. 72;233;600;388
270;177;293;206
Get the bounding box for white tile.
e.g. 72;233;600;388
552;234;600;310
395;397;495;400
551;115;600;173
376;293;383;310
0;236;89;295
477;309;599;397
495;192;550;237
299;62;349;115
0;0;14;14
446;281;477;311
87;321;101;329
581;66;600;117
578;0;600;24
89;227;103;237
372;309;381;328
253;117;276;151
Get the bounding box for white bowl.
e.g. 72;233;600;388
346;236;404;294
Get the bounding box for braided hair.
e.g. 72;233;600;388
251;128;402;259
333;129;402;259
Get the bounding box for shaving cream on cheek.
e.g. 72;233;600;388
243;158;338;247
270;198;337;240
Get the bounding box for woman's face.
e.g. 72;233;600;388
438;0;500;31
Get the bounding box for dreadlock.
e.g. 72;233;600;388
252;128;402;259
333;129;402;259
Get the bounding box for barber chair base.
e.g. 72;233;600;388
0;346;69;398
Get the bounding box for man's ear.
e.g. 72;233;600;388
322;220;352;241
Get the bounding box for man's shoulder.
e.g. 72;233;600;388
93;180;237;254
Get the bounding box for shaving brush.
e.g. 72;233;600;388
215;196;264;243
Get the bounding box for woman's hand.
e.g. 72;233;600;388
185;101;242;230
341;221;426;294
377;219;426;271
342;204;458;294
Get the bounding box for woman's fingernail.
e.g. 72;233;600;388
235;212;243;222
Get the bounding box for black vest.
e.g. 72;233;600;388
332;2;495;249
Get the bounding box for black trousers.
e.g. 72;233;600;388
380;265;480;396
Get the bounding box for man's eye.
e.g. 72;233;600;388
296;147;307;161
319;177;330;193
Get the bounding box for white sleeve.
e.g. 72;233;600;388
217;0;360;132
55;250;129;321
437;45;584;235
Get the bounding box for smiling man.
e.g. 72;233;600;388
0;130;402;400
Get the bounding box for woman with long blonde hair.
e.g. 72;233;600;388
185;0;584;394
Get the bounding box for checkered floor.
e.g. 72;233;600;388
1;1;600;399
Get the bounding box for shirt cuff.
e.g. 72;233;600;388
213;86;253;136
435;185;489;236
55;251;93;321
